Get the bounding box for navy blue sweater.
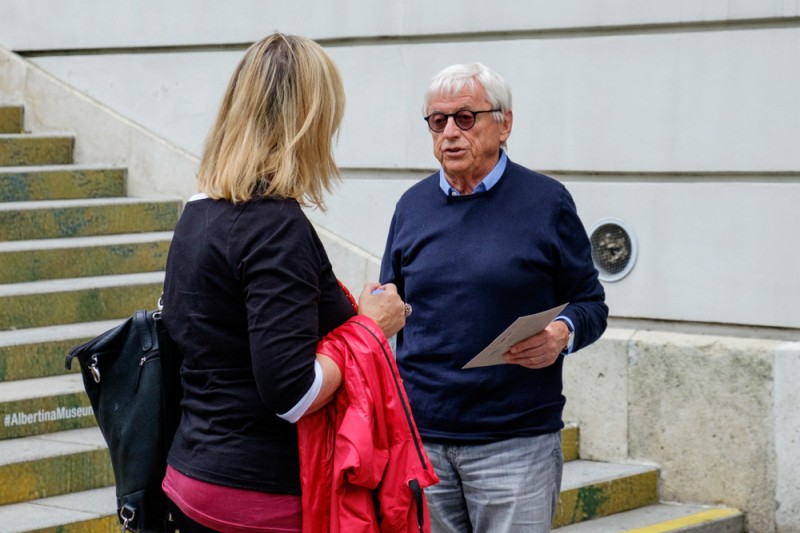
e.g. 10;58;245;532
380;160;607;443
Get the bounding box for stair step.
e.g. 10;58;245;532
0;374;95;439
0;486;117;533
0;271;164;330
0;232;172;283
0;164;126;201
0;133;74;166
0;106;24;134
554;460;659;528
0;197;180;241
554;502;744;532
0;320;122;381
0;427;113;506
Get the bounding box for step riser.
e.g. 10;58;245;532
1;393;95;440
0;284;164;330
0;107;24;134
0;339;86;381
0;168;126;202
0;137;74;166
554;470;659;528
0;450;113;506
0;241;170;283
0;202;180;241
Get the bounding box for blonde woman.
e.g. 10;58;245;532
160;33;406;532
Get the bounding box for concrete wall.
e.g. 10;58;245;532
2;0;798;328
2;1;799;530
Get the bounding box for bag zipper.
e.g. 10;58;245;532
134;352;159;392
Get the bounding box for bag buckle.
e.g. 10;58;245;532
120;503;136;532
89;355;101;383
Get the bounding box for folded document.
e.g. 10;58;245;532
462;303;568;369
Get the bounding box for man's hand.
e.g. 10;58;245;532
503;321;570;369
357;283;406;338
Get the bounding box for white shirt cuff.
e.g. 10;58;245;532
277;360;323;423
555;315;575;354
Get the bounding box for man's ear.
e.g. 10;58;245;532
500;110;513;143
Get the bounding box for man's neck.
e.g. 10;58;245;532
445;177;482;195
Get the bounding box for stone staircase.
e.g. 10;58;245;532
554;423;744;531
0;103;745;532
0;104;178;532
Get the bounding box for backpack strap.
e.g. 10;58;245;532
133;309;153;352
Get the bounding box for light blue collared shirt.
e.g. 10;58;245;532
438;150;508;196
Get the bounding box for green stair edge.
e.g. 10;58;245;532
0;239;170;284
0;135;74;166
0;281;165;330
0;167;127;202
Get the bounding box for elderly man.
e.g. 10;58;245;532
380;63;608;532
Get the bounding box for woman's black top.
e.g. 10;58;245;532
162;196;355;494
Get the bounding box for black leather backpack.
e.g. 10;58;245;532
66;308;182;532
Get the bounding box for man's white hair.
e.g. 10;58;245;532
423;62;512;121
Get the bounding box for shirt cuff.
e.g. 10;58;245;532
555;316;575;355
277;360;323;423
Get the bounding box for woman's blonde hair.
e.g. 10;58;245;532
197;33;345;208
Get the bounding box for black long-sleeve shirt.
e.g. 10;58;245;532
162;195;354;494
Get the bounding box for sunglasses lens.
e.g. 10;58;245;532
428;114;448;132
454;111;475;130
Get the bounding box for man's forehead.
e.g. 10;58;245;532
428;85;487;109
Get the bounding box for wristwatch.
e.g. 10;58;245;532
558;319;574;351
566;323;574;350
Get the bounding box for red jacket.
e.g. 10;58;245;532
297;315;439;533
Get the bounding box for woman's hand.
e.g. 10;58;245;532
357;283;406;338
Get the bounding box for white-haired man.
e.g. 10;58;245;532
380;63;608;532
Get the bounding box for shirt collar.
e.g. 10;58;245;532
438;150;508;196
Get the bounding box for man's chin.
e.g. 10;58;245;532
441;157;468;173
442;166;468;179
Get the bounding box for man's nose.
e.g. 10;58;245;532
441;116;462;137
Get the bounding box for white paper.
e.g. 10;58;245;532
462;303;569;369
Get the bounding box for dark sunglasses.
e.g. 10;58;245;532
423;109;500;133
